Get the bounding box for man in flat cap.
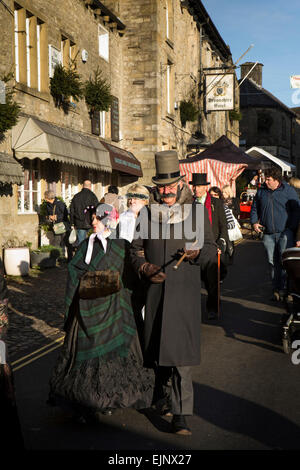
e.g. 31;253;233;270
130;151;216;435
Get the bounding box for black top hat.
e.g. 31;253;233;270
189;173;210;186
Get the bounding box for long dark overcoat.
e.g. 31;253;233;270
130;184;216;367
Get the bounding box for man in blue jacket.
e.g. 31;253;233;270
250;167;300;300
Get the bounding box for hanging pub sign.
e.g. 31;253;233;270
205;73;234;111
111;96;119;142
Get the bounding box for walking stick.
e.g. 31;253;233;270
173;239;198;271
217;250;221;319
173;251;187;270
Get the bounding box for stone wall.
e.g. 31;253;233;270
119;0;239;185
0;0;124;251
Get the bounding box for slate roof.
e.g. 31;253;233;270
240;78;296;117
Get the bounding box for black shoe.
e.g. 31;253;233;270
171;415;192;436
153;398;173;417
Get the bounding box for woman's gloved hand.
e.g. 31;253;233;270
140;263;166;283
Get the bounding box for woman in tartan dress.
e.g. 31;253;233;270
49;203;154;420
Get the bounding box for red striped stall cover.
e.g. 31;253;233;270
179;159;247;194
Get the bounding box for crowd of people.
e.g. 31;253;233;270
2;155;300;441
45;151;249;436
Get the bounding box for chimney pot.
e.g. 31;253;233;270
240;62;264;87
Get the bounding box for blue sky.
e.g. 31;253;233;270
201;0;300;107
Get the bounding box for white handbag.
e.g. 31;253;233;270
228;215;243;242
68;227;77;244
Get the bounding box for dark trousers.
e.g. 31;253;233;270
155;365;194;416
51;232;73;262
201;255;227;313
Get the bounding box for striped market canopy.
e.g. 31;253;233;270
179;135;260;192
179;158;246;193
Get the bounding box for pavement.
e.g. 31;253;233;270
6;262;66;361
6;231;300;452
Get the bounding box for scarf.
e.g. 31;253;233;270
204;192;212;225
85;230;111;264
195;192;212;224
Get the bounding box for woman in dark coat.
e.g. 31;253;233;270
44;190;72;261
49;203;154;421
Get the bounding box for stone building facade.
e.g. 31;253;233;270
0;0;141;250
0;0;239;251
118;0;240;184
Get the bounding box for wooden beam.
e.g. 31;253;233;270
103;15;110;22
94;8;102;15
84;0;94;6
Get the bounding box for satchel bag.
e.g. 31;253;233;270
228;214;243;242
79;270;121;299
52;205;69;235
53;221;69;235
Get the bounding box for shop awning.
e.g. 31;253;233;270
0;152;24;184
246;146;296;173
12;116;112;172
100;140;143;177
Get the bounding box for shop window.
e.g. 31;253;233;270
99;24;109;61
61;36;78;69
18;161;41;214
14;5;48;92
91;111;105;137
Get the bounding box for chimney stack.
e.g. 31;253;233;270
240;62;264;87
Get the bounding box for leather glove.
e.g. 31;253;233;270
140;263;166;283
217;238;226;255
183;248;200;260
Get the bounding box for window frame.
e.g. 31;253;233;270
14;9;19;82
61;170;79;207
18;161;41;214
98;24;109;62
100;110;105;138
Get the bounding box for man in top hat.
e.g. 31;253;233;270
130;151;216;436
190;173;229;319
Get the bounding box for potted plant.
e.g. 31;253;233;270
30;245;62;269
0;72;21;141
83;67;113;116
179;100;199;127
2;237;30;276
229;109;242;121
50;63;83;113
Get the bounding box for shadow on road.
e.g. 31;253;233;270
193;382;300;450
